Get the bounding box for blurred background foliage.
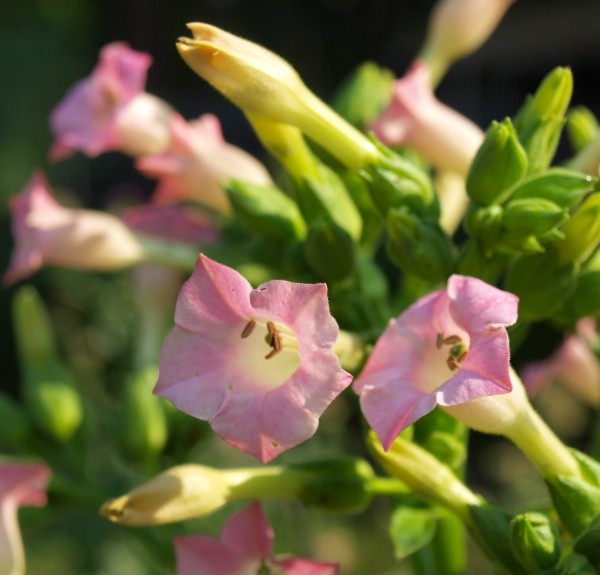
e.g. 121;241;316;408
1;1;600;574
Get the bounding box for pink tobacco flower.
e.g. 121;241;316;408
4;172;146;285
354;275;519;449
0;461;51;575
175;502;339;575
49;42;173;161
370;60;484;175
155;254;352;463
136;114;273;214
522;318;600;407
121;203;220;245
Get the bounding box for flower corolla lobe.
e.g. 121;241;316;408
355;275;518;449
155;255;352;462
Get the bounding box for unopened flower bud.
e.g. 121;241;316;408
567;106;600;152
121;365;168;462
464;204;503;248
500;197;567;244
466;118;528;206
574;514;600;566
177;23;378;168
12;286;83;441
514;67;573;174
386;208;454;283
332;61;394;129
509;512;561;571
556;194;600;265
556;553;596;575
225;180;307;244
303;221;356;283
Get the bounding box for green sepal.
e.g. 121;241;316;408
296;163;363;240
225;179;307;244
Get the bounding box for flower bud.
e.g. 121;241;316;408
546;449;600;537
514;67;573;174
556;194;600;265
12;286;83;441
509;512;561;571
332;61;394;129
574;514;600;566
508;168;596;210
419;0;515;86
303;221;356;283
556;553;596;575
386;208;454;283
466;118;528;206
468;505;529;575
464;204;503;248
121;365;168;462
225;180;307;244
177;23;378;168
567;106;600;152
455;240;509;284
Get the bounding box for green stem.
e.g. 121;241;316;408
432;512;466;575
369;476;410;496
137;234;199;271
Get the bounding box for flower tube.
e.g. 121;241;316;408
155;254;352;462
0;461;51;575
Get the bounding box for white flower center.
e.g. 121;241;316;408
235;317;301;389
417;331;470;393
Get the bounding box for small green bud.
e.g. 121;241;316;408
387;208;454;283
508;168;596;210
303;221;356;283
509;512;561;571
122;365;168;461
296;163;363;241
363;146;438;218
0;393;30;447
469;504;529;575
500;197;567;239
12;287;83;441
567;106;600;152
556;194;600;265
331;61;394;129
464;204;503;247
514;67;573;174
295;458;375;513
225;180;307;244
504;253;577;321
466;118;528;205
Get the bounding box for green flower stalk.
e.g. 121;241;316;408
177;23;379;168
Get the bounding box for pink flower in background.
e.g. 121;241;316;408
136;114;273;214
49;42;173;161
522;318;600;407
122;203;220;245
370;61;483;175
4;172;146;285
354;275;518;449
155;254;352;463
175;502;339;575
0;462;51;575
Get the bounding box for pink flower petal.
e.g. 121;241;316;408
221;502;273;559
175;535;251;575
275;557;340;575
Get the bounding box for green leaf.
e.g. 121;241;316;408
389;505;437;559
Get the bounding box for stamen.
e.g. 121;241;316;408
443;335;462;346
265;321;283;359
436;333;444;349
240;319;257;338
